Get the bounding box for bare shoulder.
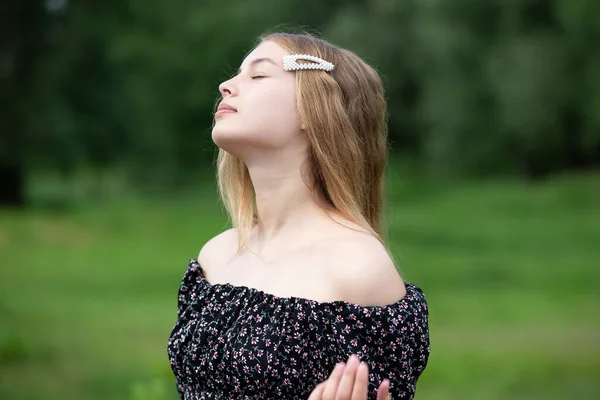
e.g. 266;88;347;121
197;227;238;269
325;232;406;307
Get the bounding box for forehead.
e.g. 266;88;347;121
241;41;288;68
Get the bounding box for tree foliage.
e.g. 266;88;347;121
2;0;600;204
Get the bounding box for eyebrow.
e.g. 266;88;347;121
236;57;278;75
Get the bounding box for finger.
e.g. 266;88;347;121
376;379;391;400
322;362;345;400
350;361;370;400
336;355;360;399
307;381;327;400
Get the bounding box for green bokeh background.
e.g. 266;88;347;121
1;0;599;399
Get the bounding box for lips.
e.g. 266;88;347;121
215;103;237;116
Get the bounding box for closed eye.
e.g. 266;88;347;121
251;75;266;80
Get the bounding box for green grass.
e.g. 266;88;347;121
1;171;599;399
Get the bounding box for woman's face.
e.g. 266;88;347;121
211;41;305;160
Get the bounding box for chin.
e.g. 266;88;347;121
212;123;294;157
212;126;251;157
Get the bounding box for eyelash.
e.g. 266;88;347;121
251;75;266;80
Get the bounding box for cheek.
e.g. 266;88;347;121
257;90;300;127
212;84;301;150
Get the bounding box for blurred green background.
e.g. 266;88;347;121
1;0;599;399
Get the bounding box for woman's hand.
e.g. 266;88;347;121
308;355;391;400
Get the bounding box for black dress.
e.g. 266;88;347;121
167;259;430;399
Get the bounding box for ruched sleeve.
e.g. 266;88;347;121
175;260;203;319
312;284;430;399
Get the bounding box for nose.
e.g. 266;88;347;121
219;77;237;97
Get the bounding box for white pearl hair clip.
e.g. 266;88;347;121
282;54;335;72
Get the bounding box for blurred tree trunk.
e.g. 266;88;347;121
0;161;24;206
0;0;45;206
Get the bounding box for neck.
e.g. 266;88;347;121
245;154;330;252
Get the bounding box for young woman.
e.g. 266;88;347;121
167;32;430;400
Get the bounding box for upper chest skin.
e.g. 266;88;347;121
201;238;347;303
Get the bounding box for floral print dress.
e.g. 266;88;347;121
167;259;430;399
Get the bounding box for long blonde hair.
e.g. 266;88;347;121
216;32;389;251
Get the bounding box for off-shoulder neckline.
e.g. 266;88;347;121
188;258;422;311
